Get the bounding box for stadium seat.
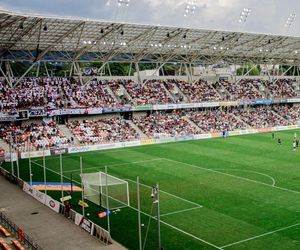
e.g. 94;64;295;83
0;239;12;250
11;240;26;250
0;226;11;237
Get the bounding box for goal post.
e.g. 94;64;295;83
81;171;130;209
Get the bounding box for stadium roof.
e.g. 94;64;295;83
1;10;300;65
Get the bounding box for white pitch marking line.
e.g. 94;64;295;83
216;169;276;186
30;160;221;250
221;221;300;248
160;206;201;217
125;178;203;208
162;158;300;195
63;158;163;173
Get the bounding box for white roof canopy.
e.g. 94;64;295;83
1;11;300;65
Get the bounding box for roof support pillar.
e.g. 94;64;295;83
43;62;49;77
273;65;294;85
13;63;36;88
235;64;257;84
135;62;141;85
5;61;14;87
107;62;112;77
184;63;193;84
36;61;40;77
0;61;12;87
74;62;83;85
143;62;168;86
128;62;133;76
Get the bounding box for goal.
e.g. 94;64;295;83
81;171;130;209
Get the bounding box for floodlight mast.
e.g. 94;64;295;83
238;8;251;23
114;0;130;22
184;0;197;17
284;13;296;29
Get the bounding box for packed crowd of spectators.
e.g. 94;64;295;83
232;107;290;128
1;104;300;151
187;109;248;132
0;78;121;111
176;80;222;102
1;78;300;111
122;80;173;105
133;111;201;137
61;79;120;108
0;122;68;151
214;80;265;100
272;105;300;124
67;118;140;145
262;79;299;99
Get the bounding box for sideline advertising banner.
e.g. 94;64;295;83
21;150;51;159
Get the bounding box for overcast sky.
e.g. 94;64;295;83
1;0;300;36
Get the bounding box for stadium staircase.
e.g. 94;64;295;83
182;116;203;133
271;109;289;122
116;82;134;104
292;81;300;95
215;82;232;100
209;82;223;100
0;139;10;153
126;120;148;138
230;113;251;128
257;82;272;99
104;85;121;103
161;83;176;102
58;125;80;144
166;83;188;102
173;83;189;102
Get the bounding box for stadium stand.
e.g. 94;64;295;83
1;104;300;152
0;122;69;151
186;109;248;132
133;111;202;137
67;117;140;144
214;79;265;100
1;78;300;111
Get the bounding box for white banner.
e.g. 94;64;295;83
4;153;18;162
75;213;83;226
21;150;51;159
23;182;46;204
45;196;60;213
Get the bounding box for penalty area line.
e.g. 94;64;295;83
221;221;300;248
160;206;201;217
63;158;164;173
125;178;203;208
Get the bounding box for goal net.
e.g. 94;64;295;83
81;171;130;209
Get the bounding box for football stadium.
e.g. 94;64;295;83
1;1;300;249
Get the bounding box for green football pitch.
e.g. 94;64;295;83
3;129;300;250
